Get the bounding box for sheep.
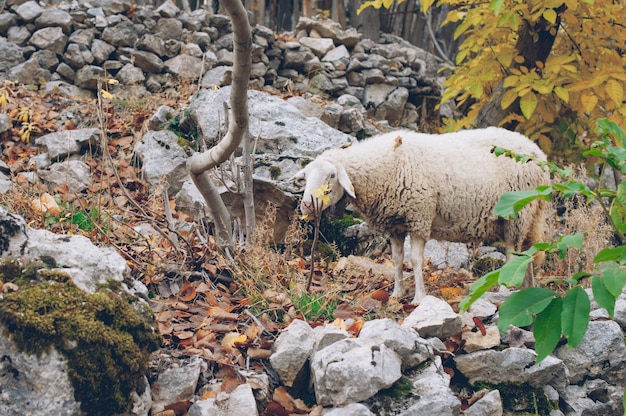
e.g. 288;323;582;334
295;127;549;304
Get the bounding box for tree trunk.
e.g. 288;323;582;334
348;0;379;42
474;8;565;129
186;0;252;251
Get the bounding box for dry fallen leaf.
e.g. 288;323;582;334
371;288;390;303
31;192;61;216
332;318;347;331
221;332;247;353
178;280;196;302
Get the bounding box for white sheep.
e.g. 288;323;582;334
295;127;549;304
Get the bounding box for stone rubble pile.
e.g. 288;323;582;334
0;0;444;129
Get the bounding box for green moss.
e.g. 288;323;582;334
268;165;282;180
318;212;363;256
379;376;414;399
474;381;554;415
471;256;505;277
0;270;161;416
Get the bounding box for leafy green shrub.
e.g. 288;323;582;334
460;118;626;362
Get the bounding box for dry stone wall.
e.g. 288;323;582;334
0;0;444;128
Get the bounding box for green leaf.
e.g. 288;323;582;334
593;246;626;263
602;264;626;298
556;233;584;259
554;86;569;103
497;288;556;332
499;255;534;287
459;269;500;312
534;297;562;363
561;287;590;348
520;91;538;120
489;0;504;14
591;275;616;318
494;186;552;219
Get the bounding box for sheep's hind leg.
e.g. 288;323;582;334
409;235;426;304
389;234;406;299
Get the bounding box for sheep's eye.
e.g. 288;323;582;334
330;173;336;179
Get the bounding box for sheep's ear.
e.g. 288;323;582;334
337;164;355;198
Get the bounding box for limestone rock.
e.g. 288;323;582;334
311;338;402;406
270;319;315;387
402;295;462;339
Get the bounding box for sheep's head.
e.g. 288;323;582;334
294;158;355;218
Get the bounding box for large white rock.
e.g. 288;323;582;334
270;319;316;387
401;295;462;339
187;383;258;416
311;338;401;406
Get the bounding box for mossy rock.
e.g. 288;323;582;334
471;256;505;277
0;270;161;416
474;381;553;415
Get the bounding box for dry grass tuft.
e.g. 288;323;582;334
541;169;614;284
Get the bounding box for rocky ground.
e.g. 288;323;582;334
1;1;626;415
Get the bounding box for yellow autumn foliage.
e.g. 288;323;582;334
434;0;626;159
362;0;626;161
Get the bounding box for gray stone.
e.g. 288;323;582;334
313;324;350;353
151;356;203;414
454;347;567;388
135;130;188;195
187;383;258;416
299;36;334;57
423;239;470;269
0;333;81;416
201;65;232;88
7;25;31;46
554;320;626;384
402;295;462;339
117;63;146;84
14;0;44;22
322;44;350;62
68;28;95;46
155;17;183;40
91;39;115;64
359;318;430;369
184;87;352;161
137;33;166;56
156;0;180;18
0;12;18;35
296;16;360;47
75;65;105;90
34;128;99;161
463;325;500;353
7;58;52;85
0;114;9;134
101;20;138;47
63;43;94;69
0;206;129;292
38;160;91;192
270;319;315;387
0;42;24;72
28;27;67;55
311;338;401;406
463;390;503;416
164;54;206;79
399;356;461;416
34;8;73;35
323;403;375;416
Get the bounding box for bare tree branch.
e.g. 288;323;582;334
186;0;252;251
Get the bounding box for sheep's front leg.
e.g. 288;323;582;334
409;235;426;304
389;234;406;298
